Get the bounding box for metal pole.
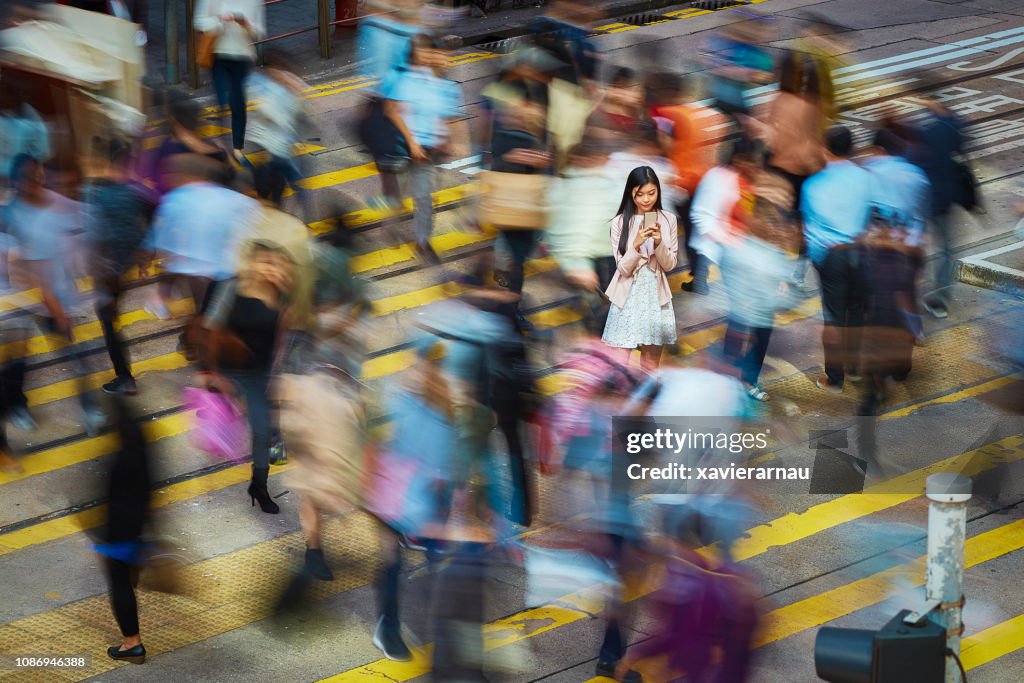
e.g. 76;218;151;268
925;473;971;683
165;0;179;84
317;0;331;59
186;0;200;89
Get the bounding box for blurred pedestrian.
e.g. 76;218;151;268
546;137;620;299
147;154;258;322
905;91;967;319
83;138;158;396
801;126;873;393
2;154;105;435
194;0;267;163
200;240;296;514
145;98;230;196
603;167;678;371
478;58;552;316
646;71;730;293
706;14;774;129
689;137;761;295
95;399;152;664
720;167;801;402
589;66;645;139
381;35;465;263
863;126;931;241
246;52;315;211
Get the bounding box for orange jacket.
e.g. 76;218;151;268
652;104;730;197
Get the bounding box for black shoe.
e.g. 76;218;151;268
681;278;694;292
304;548;334;581
107;643;146;664
372;616;412;661
596;659;641;683
103;376;138;396
248;468;280;514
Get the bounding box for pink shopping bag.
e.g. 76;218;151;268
183;387;249;463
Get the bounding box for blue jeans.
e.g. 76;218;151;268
212;57;251;150
228;369;271;470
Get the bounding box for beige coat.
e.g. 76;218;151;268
605;211;679;309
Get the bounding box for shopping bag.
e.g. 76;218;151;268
362;444;432;535
477;171;550;229
523;544;619;608
183;387;249;462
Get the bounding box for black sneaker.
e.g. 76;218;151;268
596;659;641;683
372;616;412;662
103;376;138;396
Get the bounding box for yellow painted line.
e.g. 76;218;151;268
882;374;1021;419
0;298;193;362
25;351;192;408
733;434;1024;562
322;510;1024;681
962;613;1024;670
754;518;1024;647
295;162;379;191
247;142;326;165
596;22;639;33
0;460;291;554
665;8;711;18
306;79;382;101
312;181;478;237
0;411;193;486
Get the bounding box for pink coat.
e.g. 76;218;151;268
605;211;679;309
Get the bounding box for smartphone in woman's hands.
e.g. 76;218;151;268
641;211;657;254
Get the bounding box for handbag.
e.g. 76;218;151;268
361;443;429;535
196;30;218;70
183;317;251;368
183;386;250;462
357;97;410;173
477;171;550;229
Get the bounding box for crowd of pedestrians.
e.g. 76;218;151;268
0;0;984;679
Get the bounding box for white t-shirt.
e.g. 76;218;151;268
195;0;267;61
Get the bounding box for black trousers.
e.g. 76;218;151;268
212;57;251;150
106;559;140;637
815;247;866;386
673;198;699;274
96;278;132;380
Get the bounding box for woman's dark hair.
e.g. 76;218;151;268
606;65;637;88
615;166;663;256
169;97;201;132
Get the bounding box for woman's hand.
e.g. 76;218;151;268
633;227;651;250
650;223;662;247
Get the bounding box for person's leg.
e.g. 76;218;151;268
96;280;134;386
723;319;746;373
744;326;773;387
228;59;250;151
498;410;532;527
232;371;278;513
410;157;436;248
639;344;663;372
842;250;866;379
674;198;698;277
374;526;411;660
106;559;140;642
925;209;954;312
502;229;538;295
300;499;334;580
211;57;231;120
816;252;847;387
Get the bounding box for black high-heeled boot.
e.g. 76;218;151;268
304;547;334;581
247;467;280;514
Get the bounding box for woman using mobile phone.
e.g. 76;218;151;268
603;166;678;370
